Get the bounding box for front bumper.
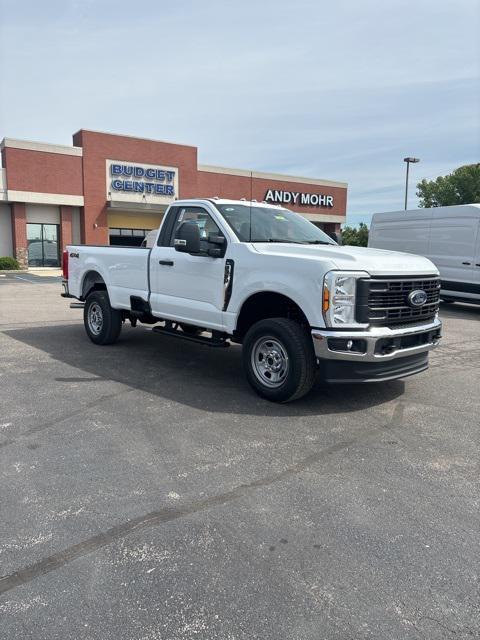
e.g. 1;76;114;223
311;318;442;383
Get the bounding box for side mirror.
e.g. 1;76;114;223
174;221;201;254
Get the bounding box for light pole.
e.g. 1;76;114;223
403;157;420;210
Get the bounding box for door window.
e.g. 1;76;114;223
27;223;60;267
157;207;178;246
169;207;223;251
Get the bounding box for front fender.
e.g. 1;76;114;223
228;274;325;331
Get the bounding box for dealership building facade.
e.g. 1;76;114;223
0;130;347;268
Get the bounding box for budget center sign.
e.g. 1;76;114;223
106;159;179;204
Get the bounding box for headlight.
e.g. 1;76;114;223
323;271;369;328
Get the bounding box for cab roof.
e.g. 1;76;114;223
175;198;283;209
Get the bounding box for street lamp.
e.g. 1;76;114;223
403;157;420;210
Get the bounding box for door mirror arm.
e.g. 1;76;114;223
207;233;225;245
207;246;223;258
207;233;226;257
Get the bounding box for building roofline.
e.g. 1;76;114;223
198;164;348;188
1;137;83;157
1;133;349;190
72;128;198;150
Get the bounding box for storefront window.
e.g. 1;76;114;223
27;223;60;267
109;228;152;246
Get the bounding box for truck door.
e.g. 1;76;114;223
149;205;227;330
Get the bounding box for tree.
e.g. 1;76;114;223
341;222;369;247
416;163;480;208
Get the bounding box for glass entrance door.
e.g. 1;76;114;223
27;223;60;267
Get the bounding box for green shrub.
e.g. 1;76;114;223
0;256;21;270
341;222;369;247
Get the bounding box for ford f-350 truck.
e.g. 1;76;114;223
62;199;442;402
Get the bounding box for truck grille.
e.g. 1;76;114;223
356;277;441;327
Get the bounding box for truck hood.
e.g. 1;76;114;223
251;243;439;277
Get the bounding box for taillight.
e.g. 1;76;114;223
62;250;69;279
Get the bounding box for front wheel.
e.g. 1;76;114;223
84;290;122;345
242;318;317;402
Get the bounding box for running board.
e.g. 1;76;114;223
70;302;85;309
152;326;229;347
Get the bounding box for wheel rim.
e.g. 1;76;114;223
87;302;103;335
251;336;289;388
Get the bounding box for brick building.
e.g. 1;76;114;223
0;130;347;268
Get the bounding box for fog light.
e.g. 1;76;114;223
327;338;367;354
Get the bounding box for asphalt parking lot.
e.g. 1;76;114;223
0;272;479;640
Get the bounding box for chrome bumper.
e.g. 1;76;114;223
61;279;72;298
311;318;442;363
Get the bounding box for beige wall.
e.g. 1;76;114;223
107;212;163;230
26;204;60;224
71;207;81;244
0;203;13;257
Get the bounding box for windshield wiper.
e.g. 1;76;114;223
306;240;335;245
252;238;308;244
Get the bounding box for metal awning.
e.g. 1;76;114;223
107;200;168;214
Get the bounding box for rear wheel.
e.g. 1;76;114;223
84;291;122;345
243;318;316;402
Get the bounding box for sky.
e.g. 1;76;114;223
0;0;479;226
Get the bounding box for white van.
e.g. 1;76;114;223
369;204;480;304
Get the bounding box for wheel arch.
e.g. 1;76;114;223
81;270;107;300
234;291;310;341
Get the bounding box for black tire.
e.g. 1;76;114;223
243;318;317;402
84;290;122;345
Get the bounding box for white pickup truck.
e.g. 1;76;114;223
62;199;442;402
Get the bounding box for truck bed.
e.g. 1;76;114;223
66;245;150;309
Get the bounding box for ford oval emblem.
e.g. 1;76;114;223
407;289;428;308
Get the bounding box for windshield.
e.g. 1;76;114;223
215;203;336;245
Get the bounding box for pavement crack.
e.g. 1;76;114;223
0;389;135;449
0;415;407;596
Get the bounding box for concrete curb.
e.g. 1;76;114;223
0;270;27;274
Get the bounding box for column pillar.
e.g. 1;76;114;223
10;203;28;269
60;205;73;252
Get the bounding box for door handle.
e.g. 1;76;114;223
475;264;480;267
462;261;471;265
159;260;174;266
